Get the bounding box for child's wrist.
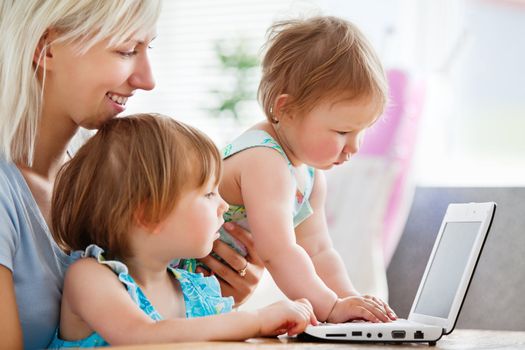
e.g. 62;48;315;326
324;296;340;322
252;309;264;337
344;289;360;297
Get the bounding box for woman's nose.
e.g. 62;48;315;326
129;53;155;91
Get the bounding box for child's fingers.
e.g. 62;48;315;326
295;298;318;325
271;328;288;336
363;295;396;320
362;295;384;310
310;309;318;325
287;322;303;336
379;300;397;320
361;303;390;323
287;311;312;336
354;307;381;323
295;298;312;309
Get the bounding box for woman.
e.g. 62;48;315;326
0;1;263;348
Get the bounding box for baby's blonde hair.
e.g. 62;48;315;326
51;114;222;260
258;16;388;120
0;0;162;165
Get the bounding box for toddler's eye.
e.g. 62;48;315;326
337;131;349;135
205;192;216;199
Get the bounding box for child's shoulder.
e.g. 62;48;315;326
225;129;290;167
64;256;119;289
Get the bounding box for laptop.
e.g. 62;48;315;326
301;202;496;345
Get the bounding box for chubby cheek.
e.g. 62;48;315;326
196;221;217;245
303;137;342;163
194;233;215;258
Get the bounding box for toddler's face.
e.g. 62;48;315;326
283;94;381;169
158;176;229;259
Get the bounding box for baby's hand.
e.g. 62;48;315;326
327;295;395;324
256;298;318;337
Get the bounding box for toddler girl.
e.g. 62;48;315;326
216;16;398;323
48;114;316;347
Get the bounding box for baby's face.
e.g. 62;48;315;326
155;176;229;259
281;94;381;170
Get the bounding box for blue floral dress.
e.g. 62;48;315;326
48;245;233;348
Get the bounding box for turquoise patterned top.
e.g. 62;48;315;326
47;245;233;348
179;129;315;270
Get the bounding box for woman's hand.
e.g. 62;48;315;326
256;298;317;337
196;222;264;306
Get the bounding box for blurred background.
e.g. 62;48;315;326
125;0;525;309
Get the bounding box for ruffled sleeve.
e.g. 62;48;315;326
172;268;234;318
81;245;146;312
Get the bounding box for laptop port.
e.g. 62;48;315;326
326;333;346;337
414;331;424;339
351;331;362;337
391;330;406;339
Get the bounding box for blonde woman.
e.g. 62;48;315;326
0;1;262;348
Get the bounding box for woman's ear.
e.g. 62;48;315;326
33;30;55;70
271;94;291;123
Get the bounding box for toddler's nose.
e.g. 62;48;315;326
218;196;229;215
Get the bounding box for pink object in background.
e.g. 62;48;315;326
358;69;426;265
359;69;408;157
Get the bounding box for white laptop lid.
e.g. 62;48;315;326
407;202;496;334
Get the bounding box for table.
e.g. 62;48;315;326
111;329;525;349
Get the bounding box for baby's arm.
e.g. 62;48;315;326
60;258;315;345
296;170;397;321
237;150;394;323
295;170;358;297
238;148;341;321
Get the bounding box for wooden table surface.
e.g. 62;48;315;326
110;329;525;349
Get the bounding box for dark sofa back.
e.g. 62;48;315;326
387;187;525;331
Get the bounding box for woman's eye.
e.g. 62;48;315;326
117;50;137;58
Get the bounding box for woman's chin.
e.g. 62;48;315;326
78;112;121;130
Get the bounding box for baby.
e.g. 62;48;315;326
215;16;397;323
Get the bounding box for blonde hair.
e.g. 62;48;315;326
0;0;162;165
258;16;388;120
51;114;222;260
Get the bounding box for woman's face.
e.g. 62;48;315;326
42;30;157;129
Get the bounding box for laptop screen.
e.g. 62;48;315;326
414;221;481;318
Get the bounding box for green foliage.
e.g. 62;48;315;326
209;39;259;122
